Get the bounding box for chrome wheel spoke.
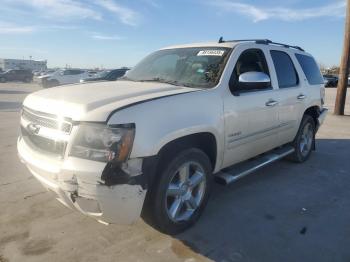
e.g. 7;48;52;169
179;163;190;183
169;198;183;219
167;183;182;197
189;171;204;188
300;123;313;156
300;140;306;152
166;161;206;222
185;196;198;210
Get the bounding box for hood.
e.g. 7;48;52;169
23;80;198;121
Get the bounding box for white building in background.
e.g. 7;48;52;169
0;58;47;71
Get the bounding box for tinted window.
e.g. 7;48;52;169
295;54;324;85
64;69;84;75
108;70;126;80
230;49;270;93
270;50;299;88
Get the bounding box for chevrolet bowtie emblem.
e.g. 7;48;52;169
27;123;41;135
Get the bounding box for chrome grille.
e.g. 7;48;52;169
21;126;66;156
20;107;72;157
22;107;72;133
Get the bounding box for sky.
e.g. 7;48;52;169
0;0;347;69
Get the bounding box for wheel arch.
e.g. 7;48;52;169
303;105;321;127
142;132;218;192
157;132;218;170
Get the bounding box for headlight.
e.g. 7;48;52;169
69;123;135;162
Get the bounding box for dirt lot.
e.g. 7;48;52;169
0;82;350;262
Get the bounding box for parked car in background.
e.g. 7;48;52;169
80;68;129;83
36;69;56;77
38;69;91;88
0;69;33;83
323;74;338;87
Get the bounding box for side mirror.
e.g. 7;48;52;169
237;72;271;92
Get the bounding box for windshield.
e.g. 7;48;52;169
124;47;231;88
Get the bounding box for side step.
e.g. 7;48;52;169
215;145;295;185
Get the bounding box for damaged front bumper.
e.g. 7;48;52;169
17;136;147;224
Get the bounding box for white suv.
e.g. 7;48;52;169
39;69;91;88
18;39;327;234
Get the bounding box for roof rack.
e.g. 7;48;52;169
218;37;304;51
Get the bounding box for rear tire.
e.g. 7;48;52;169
144;148;213;235
288;115;315;163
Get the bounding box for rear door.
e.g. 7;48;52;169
223;46;281;167
6;70;16;81
268;49;306;145
17;70;25;81
61;70;85;84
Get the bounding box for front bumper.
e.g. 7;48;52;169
17;136;146;224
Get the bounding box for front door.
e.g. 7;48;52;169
222;47;280;168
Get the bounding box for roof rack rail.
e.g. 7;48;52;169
218;37;304;51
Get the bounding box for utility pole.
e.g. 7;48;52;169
334;0;350;115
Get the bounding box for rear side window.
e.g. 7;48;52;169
270;50;299;88
295;54;324;85
64;70;84;75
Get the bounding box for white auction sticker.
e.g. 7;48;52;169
197;50;225;56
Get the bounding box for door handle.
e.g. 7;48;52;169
265;100;278;107
297;94;306;100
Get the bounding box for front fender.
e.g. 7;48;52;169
107;89;224;172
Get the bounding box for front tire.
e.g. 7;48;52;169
288;115;315;163
145;148;213;235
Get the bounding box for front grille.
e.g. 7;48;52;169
20;107;72;157
21;126;66;156
22;107;72;133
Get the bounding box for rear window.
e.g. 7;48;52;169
270;50;299;88
295;54;324;85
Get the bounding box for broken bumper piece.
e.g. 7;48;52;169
17;136;147;224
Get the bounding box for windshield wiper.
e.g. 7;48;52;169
121;77;199;88
138;78;188;87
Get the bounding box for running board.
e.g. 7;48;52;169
216;146;295;185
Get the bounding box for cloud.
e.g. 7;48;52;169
209;0;346;22
91;34;123;40
140;0;160;8
1;0;141;26
95;0;140;26
7;0;101;20
0;22;36;34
